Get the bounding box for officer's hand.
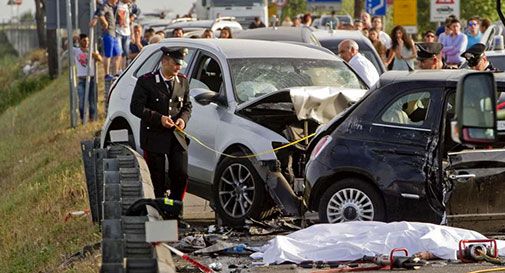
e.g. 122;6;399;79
175;118;185;130
161;115;175;128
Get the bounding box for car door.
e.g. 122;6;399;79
364;84;445;222
446;86;505;233
186;51;227;189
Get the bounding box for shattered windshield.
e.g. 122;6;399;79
228;58;365;104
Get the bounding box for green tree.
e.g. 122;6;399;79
416;0;499;40
282;0;307;20
19;11;34;22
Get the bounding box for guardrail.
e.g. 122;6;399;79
81;141;176;273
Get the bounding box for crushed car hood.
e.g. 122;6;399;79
236;86;367;124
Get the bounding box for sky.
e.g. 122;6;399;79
0;0;196;21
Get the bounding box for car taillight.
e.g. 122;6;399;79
310;135;332;159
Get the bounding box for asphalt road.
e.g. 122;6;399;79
180;195;504;273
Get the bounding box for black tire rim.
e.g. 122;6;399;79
218;163;255;218
326;188;374;222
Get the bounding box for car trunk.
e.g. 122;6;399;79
446;148;505;234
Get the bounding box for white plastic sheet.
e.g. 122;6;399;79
289;87;367;124
251;221;505;264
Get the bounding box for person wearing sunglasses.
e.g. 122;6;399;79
466;17;482;49
423;30;436;43
461;43;498;71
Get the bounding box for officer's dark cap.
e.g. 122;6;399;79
461;43;486;60
160;47;184;65
416;42;443;61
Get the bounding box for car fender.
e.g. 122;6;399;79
100;110;141;152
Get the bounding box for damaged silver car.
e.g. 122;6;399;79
102;39;367;225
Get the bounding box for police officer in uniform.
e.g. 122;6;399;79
416;42;447;70
130;47;192;201
461;43;498;71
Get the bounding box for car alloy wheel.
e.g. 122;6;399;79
318;178;385;223
327;188;374;222
218;163;255;218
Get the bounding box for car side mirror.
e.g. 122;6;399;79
190;88;220;106
452;72;497;145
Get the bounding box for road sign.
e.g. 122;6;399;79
366;0;386;16
393;0;417;26
430;0;460;22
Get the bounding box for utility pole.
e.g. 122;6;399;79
354;0;364;19
83;0;96;125
67;0;78;127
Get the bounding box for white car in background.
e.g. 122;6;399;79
102;38;367;224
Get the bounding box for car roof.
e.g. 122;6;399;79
158;38;337;59
313;29;368;41
166;20;242;30
169;20;214;29
234;26;312;42
378;70;480;87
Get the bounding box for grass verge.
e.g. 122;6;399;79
0;71;104;273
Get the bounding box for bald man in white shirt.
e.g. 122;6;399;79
338;39;380;87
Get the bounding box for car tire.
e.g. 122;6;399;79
213;157;273;226
318;178;385;223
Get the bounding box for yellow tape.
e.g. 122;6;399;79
175;125;316;159
466;268;505;273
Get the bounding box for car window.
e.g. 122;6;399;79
190;55;223;92
320;42;383;74
134;48;196;78
229;58;365;103
134;50;163;78
361;49;383;74
487;55;505;71
381;91;431;126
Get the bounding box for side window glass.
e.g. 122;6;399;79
134;51;163;78
381;91;431;126
180;48;196;76
190;56;223;92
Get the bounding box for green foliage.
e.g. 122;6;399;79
0;72;102;273
19;11;34;22
416;0;500;40
0;74;50;113
282;0;307;20
0;31;18;58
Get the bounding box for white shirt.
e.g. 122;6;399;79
348;53;380;87
73;47;95;77
379;31;392;49
116;2;131;36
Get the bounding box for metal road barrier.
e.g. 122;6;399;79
81;141;176;273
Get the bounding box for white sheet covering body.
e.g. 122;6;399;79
252;221;505;264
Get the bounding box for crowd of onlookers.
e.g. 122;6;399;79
75;0;495;123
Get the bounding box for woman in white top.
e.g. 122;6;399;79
386;25;417;71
